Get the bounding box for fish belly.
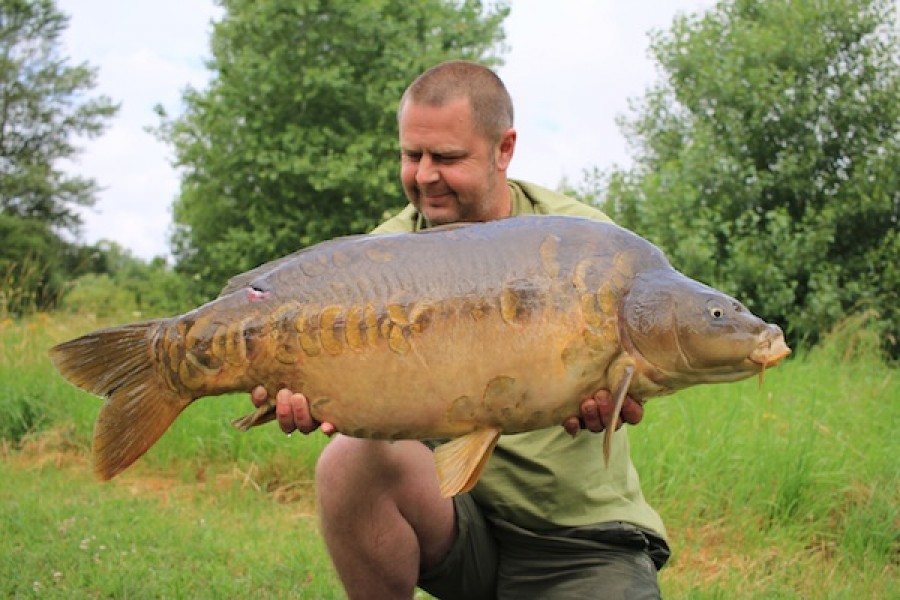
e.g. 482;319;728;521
292;305;598;439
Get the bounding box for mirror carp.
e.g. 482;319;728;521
50;215;791;497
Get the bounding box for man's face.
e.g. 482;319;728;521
398;97;515;225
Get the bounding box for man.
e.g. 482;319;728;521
250;60;669;599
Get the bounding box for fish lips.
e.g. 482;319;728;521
748;324;792;368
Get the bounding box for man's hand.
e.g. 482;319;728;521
561;389;644;437
250;386;338;436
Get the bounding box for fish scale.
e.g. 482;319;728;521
49;215;791;497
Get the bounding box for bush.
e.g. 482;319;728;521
58;273;139;319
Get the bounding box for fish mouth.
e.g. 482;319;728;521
749;326;792;369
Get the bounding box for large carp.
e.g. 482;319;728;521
50;215;790;497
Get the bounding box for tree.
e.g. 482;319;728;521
157;0;508;297
0;0;118;233
596;0;898;356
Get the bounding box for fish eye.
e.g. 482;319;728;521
709;305;725;319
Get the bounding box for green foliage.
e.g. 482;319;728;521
805;308;889;364
57;273;137;318
59;243;206;319
0;213;202;318
0;213;69;315
593;0;899;357
0;381;45;441
111;255;208;317
0;0;118;233
0;1;122;317
157;0;509;297
0;312;87;441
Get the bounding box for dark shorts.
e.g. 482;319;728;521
418;494;669;600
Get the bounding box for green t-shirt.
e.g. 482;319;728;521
372;180;666;538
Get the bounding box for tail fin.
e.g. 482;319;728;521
48;320;192;480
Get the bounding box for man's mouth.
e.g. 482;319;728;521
418;194;458;213
421;190;453;202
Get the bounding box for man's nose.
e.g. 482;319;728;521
415;155;439;185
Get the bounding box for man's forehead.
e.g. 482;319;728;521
399;97;473;126
399;99;479;148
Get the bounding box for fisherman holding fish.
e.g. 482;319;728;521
52;58;787;597
251;61;670;599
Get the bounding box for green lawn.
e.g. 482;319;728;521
1;446;339;598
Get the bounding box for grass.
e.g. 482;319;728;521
630;357;898;598
1;442;338;598
1;311;897;598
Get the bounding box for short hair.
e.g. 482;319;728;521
399;60;514;143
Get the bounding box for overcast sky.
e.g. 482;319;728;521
56;0;716;260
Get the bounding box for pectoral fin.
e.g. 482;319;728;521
232;402;277;431
433;428;501;498
603;363;636;465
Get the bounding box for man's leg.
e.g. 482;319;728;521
315;436;457;599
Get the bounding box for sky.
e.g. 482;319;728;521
56;0;717;261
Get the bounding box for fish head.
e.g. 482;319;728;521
622;269;791;389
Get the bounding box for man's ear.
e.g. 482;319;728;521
496;128;517;171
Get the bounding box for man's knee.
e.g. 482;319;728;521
315;435;359;478
315;437;433;501
314;435;369;502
